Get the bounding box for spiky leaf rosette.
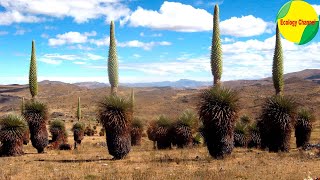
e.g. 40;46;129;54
0;114;28;156
210;5;222;86
154;116;173;149
49;120;67;149
260;95;297;152
98;95;131;134
72;122;85;146
247;122;261;149
132;118;143;130
234;121;248;148
177;109;199;131
272;25;284;96
72;122;85;131
29;40;38;99
198;86;239;159
131;118;143;146
108;21;119;95
0;114;27;142
24;101;48;125
171;123;193;148
23;101;49;153
295;109;315;148
199;87;239;131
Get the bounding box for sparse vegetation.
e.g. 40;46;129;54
295;109;315;149
23;101;49;153
0;114;28;156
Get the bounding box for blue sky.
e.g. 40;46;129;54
0;0;320;84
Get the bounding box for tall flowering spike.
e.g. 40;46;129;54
29;40;38;99
210;5;222;86
272;25;284;96
108;21;119;95
77;97;81;121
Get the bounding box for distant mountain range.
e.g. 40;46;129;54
71;69;320;89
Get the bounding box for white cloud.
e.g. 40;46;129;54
118;40;171;50
220;15;274;37
14;29;27;35
90;36;110;46
123;1;273;37
68;44;93;51
86;53;104;60
48;31;96;46
0;0;130;24
0;31;9;36
89;35;320;81
0;10;44;25
39;53;104;65
221;37;234;43
39;58;62;65
139;32;162;37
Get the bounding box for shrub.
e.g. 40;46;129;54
131;118;143;146
198;86;239;159
295;109;315;149
49;119;67;149
23;101;49;153
259;95;297;152
247;123;261;149
171;110;198;148
98;95;132;159
153;115;173;149
72;122;85;149
0;114;28;156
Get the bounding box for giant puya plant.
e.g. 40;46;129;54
98;21;132;160
73;97;85;149
258;26;297;152
198;5;239;159
0;114;28;156
23;40;49;153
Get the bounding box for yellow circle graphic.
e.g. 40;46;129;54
277;0;319;45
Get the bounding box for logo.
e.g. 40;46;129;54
276;0;319;45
